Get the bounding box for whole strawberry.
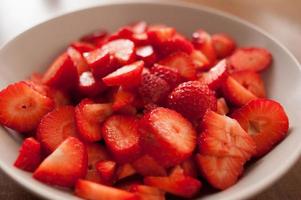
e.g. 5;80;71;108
167;81;217;123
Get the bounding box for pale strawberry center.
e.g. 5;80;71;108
248;119;267;136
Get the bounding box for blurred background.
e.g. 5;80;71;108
0;0;300;199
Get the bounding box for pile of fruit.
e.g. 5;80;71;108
0;21;289;199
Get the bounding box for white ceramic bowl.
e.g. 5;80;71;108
0;1;300;200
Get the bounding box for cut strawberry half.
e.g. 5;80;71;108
78;71;106;97
212;33;236;59
33;137;87;187
132;155;167;177
228;47;272;72
222;76;257;107
144;166;202;198
75;179;139;200
102;115;141;163
190;50;210;71
197;59;228;90
139;107;197;167
14;137;42;172
96;160;117;183
112;87;136;111
71;41;96;53
159;52;197;80
67;47;89;75
192;29;217;66
231;71;266;98
116;163;137;181
231;99;289;157
75;99;112;142
197;111;256;189
102;61;144;88
216;97;229;115
0;81;54;132
167;81;217;123
136;45;157;67
37;106;79;153
42;52;78;91
129;185;165;200
150;64;182;89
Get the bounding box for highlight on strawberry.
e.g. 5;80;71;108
0;21;289;199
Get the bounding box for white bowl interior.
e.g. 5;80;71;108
0;1;300;200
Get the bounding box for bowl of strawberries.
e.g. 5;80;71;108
0;1;300;200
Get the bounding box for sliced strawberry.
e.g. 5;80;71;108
228;47;272;72
130;185;166;200
197;111;256;189
42;52;78;91
85;143;110;183
139;107;197;167
67;47;89;75
132;155;167;177
159;52;196;80
216;97;229;115
144;166;201;198
102;115;141;163
192;29;217;66
33;137;87;187
180;158;198;178
147;25;176;45
112;87;136;111
136;45;157;67
231;99;289;157
83;48;112;79
71;41;96;53
138;72;170;104
102;61;144;88
96;160;117;183
46;88;70;108
158;34;194;56
231;71;266;98
75;99;112;142
167;81;217;123
0;81;54;132
80;30;107;45
116;163;137;181
222;76;257;107
37;106;78;153
78;71;106;97
212;33;236;58
75;179;138;200
14;137;42;172
101;39;136;66
190;49;210;71
197;59;228;90
150;64;182;89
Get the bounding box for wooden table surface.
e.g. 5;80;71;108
0;0;300;199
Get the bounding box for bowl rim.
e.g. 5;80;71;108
0;0;300;200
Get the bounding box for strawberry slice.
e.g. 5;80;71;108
167;81;217;123
112;87;136;111
139;107;197;167
42;52;78;91
37;106;79;153
0;81;54;132
231;71;266;98
159;52;196;80
33;137;87;187
85;143;110;183
197;59;228;90
222;76;257;107
216;97;229;115
190;50;210;71
80;30;107;45
129;185;166;200
67;47;89;75
192;29;217;66
180;158;198;178
132;155;167;177
231;99;289;157
78;71;106;97
75;179;139;200
83;48;111;79
101;39;136;66
102;115;142;163
102;61;144;88
150;64;182;89
144;166;201;198
116;163;137;181
228;47;272;72
212;33;236;58
14;137;42;172
197;111;256;189
147;25;176;45
96;160;117;183
71;41;96;53
136;45;157;67
75;99;112;142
